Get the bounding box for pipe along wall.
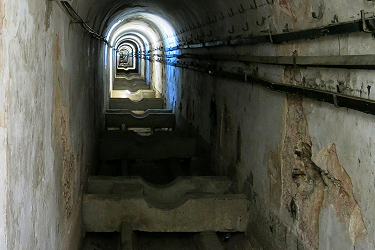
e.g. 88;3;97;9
1;0;375;249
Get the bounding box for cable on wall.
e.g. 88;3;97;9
59;1;115;49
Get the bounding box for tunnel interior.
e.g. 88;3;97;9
2;0;375;249
103;8;178;101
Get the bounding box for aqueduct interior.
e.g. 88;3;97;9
1;0;375;249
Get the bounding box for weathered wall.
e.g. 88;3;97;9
1;1;97;249
151;0;375;249
1;0;373;249
163;28;375;249
166;60;375;249
0;0;8;247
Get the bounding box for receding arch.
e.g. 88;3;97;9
103;9;178;102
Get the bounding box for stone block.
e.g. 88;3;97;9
105;113;176;129
109;98;164;110
99;136;196;160
106;109;172;114
121;222;135;250
83;193;249;233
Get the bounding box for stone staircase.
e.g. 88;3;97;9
83;76;249;249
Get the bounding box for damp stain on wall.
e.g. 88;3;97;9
44;2;53;31
52;35;77;221
267;149;282;213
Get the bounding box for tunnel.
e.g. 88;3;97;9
1;0;375;249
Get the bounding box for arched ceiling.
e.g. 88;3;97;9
74;0;375;50
117;35;145;52
83;0;202;32
73;0;231;50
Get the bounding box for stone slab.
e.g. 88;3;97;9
113;78;149;92
87;176;232;197
99;136;196;160
105;113;176;129
111;90;156;100
100;130;187;142
106;109;172;114
109;98;164;110
83;194;249;233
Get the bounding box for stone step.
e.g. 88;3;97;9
87;176;232;196
100;130;188;142
113;84;150;92
113;79;149;92
106;109;172;114
99;135;196;160
97;157;200;183
83;193;249;233
115;74;144;81
109;98;164;110
105;113;175;129
111;90;156;100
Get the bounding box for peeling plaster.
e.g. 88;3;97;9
316;144;367;244
281;94;323;249
281;95;368;249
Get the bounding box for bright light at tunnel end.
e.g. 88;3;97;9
106;13;178;50
104;10;179;99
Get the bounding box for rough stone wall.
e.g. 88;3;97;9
0;0;8;248
167;63;375;249
157;1;375;248
1;1;97;249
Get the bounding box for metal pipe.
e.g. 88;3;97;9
171;54;375;69
164;60;375;116
174;17;367;50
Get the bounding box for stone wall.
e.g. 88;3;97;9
165;62;375;250
151;0;375;248
0;1;98;249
